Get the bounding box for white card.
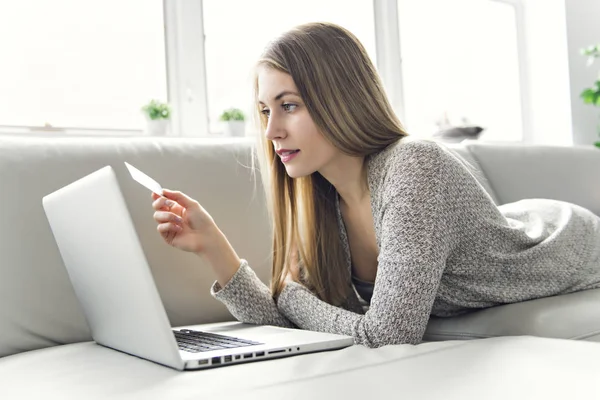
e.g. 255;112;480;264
124;162;164;196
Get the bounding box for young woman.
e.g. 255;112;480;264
151;22;600;347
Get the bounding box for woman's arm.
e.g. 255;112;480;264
276;141;461;346
211;259;296;328
150;187;295;328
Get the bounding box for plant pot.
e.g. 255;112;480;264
223;121;245;137
144;117;170;136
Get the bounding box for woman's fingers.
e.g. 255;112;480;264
152;196;178;211
162;189;197;209
151;190;200;248
153;211;183;225
151;190;196;219
157;222;182;244
157;222;182;234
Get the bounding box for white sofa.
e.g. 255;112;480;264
1;134;600;399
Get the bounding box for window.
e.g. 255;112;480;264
202;0;377;135
397;0;523;142
2;0;529;142
0;0;167;132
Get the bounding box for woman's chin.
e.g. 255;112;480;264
284;166;310;179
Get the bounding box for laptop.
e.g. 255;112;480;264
42;164;354;371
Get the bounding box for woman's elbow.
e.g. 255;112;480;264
357;323;424;347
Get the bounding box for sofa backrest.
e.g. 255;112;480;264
463;141;600;215
1;135;597;358
0;135;272;358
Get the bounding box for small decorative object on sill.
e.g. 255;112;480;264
579;44;600;148
220;108;246;137
432;112;484;143
432;126;484;143
141;99;171;136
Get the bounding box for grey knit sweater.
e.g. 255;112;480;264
211;139;600;347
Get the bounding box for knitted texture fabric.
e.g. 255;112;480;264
211;139;600;347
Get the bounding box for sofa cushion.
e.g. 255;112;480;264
1;331;600;399
424;288;600;342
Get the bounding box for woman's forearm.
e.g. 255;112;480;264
210;259;296;328
197;226;242;288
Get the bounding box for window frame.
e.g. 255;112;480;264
492;0;533;143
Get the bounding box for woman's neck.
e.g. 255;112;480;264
319;154;369;206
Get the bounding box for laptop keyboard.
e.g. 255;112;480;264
173;329;263;353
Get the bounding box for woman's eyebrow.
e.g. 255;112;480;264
258;90;300;104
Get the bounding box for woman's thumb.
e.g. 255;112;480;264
162;189;195;208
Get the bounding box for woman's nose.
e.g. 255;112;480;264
265;115;285;141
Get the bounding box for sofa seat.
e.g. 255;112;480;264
425;287;600;341
1;325;600;400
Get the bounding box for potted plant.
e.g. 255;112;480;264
141;99;171;136
220;108;246;137
579;44;600;148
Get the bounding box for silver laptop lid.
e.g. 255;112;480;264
42;166;184;370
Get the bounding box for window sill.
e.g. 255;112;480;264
0;125;259;142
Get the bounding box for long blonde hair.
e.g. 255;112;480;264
252;22;408;305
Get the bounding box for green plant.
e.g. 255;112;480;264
579;44;600;148
141;99;171;120
220;108;245;122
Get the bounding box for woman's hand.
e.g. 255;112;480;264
151;189;219;254
151;189;242;287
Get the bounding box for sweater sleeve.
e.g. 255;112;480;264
210;259;295;328
277;141;461;347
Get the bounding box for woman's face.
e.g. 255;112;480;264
257;67;340;179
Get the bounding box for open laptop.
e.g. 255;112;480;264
42;164;353;371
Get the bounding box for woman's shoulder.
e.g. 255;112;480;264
368;136;484;201
369;137;457;179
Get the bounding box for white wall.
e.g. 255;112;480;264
565;0;600;146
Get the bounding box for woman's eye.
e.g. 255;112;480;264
260;109;270;117
282;103;297;112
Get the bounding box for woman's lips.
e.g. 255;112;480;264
280;150;300;163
